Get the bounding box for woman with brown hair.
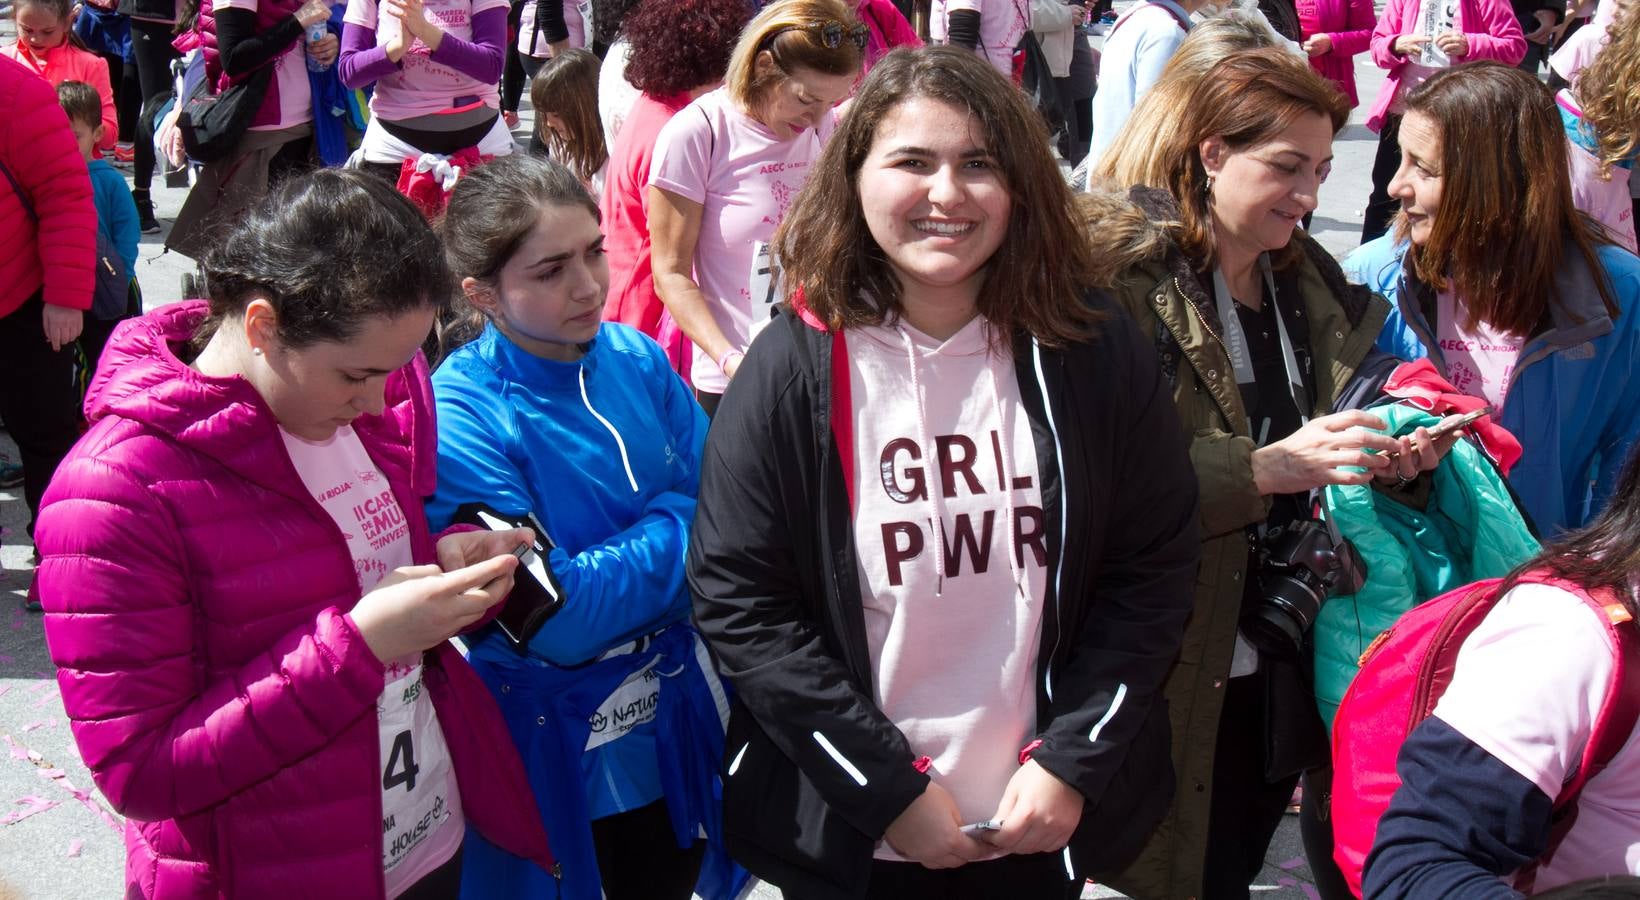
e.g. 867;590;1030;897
687;44;1201;899
1346;61;1640;536
1084;47;1452;900
648;0;864;416
529;47;606;192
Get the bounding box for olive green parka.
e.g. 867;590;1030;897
1088;188;1390;900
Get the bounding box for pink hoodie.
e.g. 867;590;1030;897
36;302;557;899
1364;0;1526;133
1297;0;1376;107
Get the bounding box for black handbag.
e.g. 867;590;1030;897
178;62;275;163
1016;30;1067;147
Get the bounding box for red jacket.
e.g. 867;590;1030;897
0;53;94;317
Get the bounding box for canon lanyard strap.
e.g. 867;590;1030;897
1213;253;1309;427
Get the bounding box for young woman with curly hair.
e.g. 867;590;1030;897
598;0;753;370
1558;1;1640;252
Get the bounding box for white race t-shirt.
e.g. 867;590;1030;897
1391;0;1463;112
848;317;1047;860
1432;583;1640;892
344;0;508;120
1433;291;1523;411
279;426;465;897
649;88;836;393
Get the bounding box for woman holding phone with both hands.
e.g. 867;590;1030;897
688;46;1201;899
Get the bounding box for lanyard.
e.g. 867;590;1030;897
1213;254;1310;428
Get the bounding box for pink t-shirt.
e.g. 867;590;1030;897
216;0;313;130
848;317;1047;860
648;87;837;393
1434;290;1523;411
930;0;1029;77
279;426;465;896
516;0;585;58
1550;0;1618;84
1560;91;1638;255
344;0;507;119
1432;582;1640;892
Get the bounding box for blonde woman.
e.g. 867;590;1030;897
647;0;864;416
1557;1;1639;252
1089;10;1284;191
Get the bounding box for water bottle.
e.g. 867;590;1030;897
306;21;331;72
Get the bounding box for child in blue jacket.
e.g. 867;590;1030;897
425;155;743;900
57;79;137;376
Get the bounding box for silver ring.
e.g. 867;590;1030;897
1396;471;1416;486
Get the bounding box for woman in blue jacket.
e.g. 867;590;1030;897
1345;62;1640;536
425;155;740;900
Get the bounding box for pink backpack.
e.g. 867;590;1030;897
1329;571;1640;897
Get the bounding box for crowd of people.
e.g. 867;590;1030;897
3;0;1640;897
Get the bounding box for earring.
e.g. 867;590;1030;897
1204;175;1215;197
252;347;263;357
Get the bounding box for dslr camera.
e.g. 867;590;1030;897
1241;519;1368;657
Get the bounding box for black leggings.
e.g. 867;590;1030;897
1361;114;1403;245
1202;673;1303;900
591;800;704;900
131;17;183;191
502;0;526;113
1298;765;1355;900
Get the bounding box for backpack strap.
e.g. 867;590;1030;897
1107;1;1191;39
0;158;39;224
1513;577;1640;892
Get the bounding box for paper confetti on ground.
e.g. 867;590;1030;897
1277;857;1306;871
0;795;61;825
65;839;83;857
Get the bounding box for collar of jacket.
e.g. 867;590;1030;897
1395;237;1616;390
85;300;439;505
1121;186;1389;435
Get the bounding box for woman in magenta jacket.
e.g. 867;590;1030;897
1358;0;1524;242
33;170;556;900
1297;0;1375;106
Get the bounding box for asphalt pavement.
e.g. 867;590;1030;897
0;28;1391;899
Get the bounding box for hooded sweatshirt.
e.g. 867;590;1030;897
847;316;1047;857
1;40;119;151
34;301;555;899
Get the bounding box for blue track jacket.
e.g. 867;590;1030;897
1345;237;1640;534
426;322;743;900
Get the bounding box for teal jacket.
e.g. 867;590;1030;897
1312;402;1539;727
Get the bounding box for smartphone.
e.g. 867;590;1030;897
455;503;565;651
1424;406;1492;440
960;820;1003;835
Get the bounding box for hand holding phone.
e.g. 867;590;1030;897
1423;406;1492;441
452;503;566;651
959;820;1003;835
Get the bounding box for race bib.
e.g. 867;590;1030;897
746;240;782;343
378;661;461;876
585;659;661;752
577;0;592;36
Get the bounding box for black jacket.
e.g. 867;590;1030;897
687;296;1201;897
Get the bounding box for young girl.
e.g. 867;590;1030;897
34;169;557;899
529;47;605;193
688;45;1199;897
428;155;741;900
1557;1;1638;252
4;0;118;152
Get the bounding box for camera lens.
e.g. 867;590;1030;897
1242;573;1327;657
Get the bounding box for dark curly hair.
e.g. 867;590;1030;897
197;170;452;349
621;0;754;97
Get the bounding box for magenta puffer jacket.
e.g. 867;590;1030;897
36;302;557;899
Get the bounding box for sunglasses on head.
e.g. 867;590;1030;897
761;19;871;53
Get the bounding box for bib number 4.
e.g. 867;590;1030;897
383;729;420;793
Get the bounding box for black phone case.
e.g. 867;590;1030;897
452;502;567;652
